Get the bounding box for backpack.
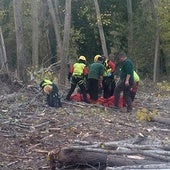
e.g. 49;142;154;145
47;84;62;108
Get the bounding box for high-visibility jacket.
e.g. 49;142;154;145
103;59;116;77
134;71;140;82
40;79;53;88
70;62;88;76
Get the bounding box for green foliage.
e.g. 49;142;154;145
136;108;157;121
158;0;170;76
1;0;170;81
157;81;170;93
131;1;156;78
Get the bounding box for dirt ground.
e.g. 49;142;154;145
0;79;170;170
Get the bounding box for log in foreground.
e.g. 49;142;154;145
48;136;170;170
48;147;158;169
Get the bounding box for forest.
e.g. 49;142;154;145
0;1;170;170
0;0;170;84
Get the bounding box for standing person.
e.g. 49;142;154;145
113;52;134;112
102;56;116;98
88;55;104;103
65;56;89;103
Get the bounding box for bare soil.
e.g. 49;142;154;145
0;79;170;170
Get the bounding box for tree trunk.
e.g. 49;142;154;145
127;0;133;56
48;135;170;170
54;0;62;35
13;0;27;82
107;163;170;170
0;26;9;73
152;115;170;125
49;143;168;169
152;0;160;82
94;0;108;58
59;0;71;85
31;0;39;67
47;0;62;62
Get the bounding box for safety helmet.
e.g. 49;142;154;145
40;79;53;88
94;55;101;62
43;85;53;94
78;55;86;61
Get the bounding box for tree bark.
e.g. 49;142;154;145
59;0;71;85
13;0;27;82
31;0;39;67
152;115;170;125
127;0;133;56
49;136;170;170
94;0;108;58
50;146;161;169
107;163;170;170
0;26;9;73
47;0;62;61
152;0;160;82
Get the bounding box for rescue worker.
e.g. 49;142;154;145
123;71;140;107
87;55;104;103
40;79;62;107
130;71;140;103
113;52;134;112
65;55;89;103
102;56;116;98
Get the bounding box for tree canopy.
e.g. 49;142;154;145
0;0;170;82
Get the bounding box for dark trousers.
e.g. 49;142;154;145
88;78;99;101
102;76;116;98
47;92;62;107
114;80;132;110
130;82;139;102
66;76;88;102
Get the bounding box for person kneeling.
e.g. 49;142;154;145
40;79;62;108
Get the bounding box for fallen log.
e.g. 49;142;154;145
106;163;170;170
152;115;170;125
48;137;170;170
54;148;156;168
0;92;23;102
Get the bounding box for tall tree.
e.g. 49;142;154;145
157;0;170;78
151;0;160;82
13;0;27;82
59;0;71;85
31;0;39;67
94;0;108;57
47;0;62;61
0;26;8;73
127;0;133;56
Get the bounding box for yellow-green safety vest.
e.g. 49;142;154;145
41;79;53;87
72;63;86;76
134;71;140;82
103;59;112;77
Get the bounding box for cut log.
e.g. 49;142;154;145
53;147;158;169
57;148;108;167
153;115;170;125
0;92;23;102
107;154;155;167
0;26;9;73
106;163;170;170
49;137;170;170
